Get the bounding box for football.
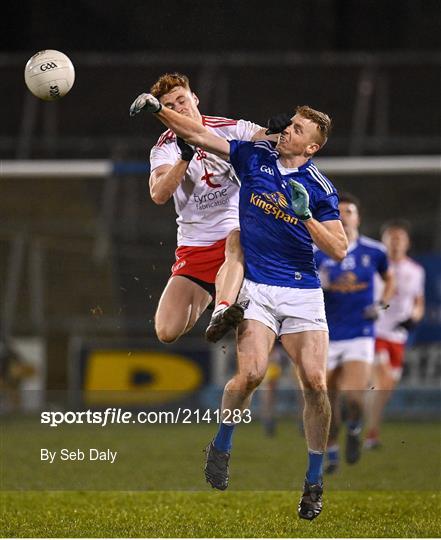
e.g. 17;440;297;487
24;49;75;101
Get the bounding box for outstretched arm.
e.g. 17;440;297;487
130;93;230;160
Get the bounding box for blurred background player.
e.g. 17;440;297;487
365;220;425;449
148;73;266;343
315;193;394;473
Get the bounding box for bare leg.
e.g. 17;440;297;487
205;230;245;343
215;229;244;306
281;331;330;452
204;320;275;490
366;362;397;442
221;319;276;415
154;276;212;343
326;366;342;447
339;360;371;425
338;360;371;464
282;330;329;519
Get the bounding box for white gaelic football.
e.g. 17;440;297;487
24;50;75;101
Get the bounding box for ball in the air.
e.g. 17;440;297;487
24;49;75;101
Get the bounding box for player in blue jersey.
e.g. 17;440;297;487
130;94;348;520
314;193;394;473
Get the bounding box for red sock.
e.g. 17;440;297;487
213;301;230;315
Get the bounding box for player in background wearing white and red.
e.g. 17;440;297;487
365;220;425;449
147;73;269;344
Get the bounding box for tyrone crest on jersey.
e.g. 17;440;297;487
195;148;221;188
201;165;221;188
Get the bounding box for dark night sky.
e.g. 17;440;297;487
4;0;441;53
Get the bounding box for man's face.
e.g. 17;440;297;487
339;202;360;235
382;227;410;257
159;86;200;120
276;114;320;157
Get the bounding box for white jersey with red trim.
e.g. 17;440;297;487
150;115;262;246
375;257;425;344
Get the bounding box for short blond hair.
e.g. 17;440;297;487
296;105;332;147
150;73;191;99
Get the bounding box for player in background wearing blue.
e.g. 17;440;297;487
130;94;348;520
314;194;394;473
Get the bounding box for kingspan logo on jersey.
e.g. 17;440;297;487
194;187;230;211
249;192;298;225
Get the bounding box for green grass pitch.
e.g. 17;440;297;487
1;418;440;537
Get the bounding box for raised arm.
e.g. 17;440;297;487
130;93;230;160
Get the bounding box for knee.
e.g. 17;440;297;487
155;321;180;344
345;389;365;405
235;366;266;393
245;370;265;391
302;369;327;393
156;329;179;344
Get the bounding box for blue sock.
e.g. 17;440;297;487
306;450;324;484
347;420;362;434
213;423;235;452
327;444;339;464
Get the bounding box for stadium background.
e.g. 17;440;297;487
0;1;440;537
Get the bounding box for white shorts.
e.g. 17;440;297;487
327;337;375;371
237;278;328;337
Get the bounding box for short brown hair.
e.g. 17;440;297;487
150;73;191;99
295;105;332;147
381;219;411;236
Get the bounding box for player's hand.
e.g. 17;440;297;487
176;137;195;162
363;301;389;320
289;180;312;221
265;113;292;135
129;93;162;116
394;318;416;331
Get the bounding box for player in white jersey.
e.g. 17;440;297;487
365;220;425;449
147;73;266;343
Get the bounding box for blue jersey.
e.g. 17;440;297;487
229;140;340;289
314;236;389;340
